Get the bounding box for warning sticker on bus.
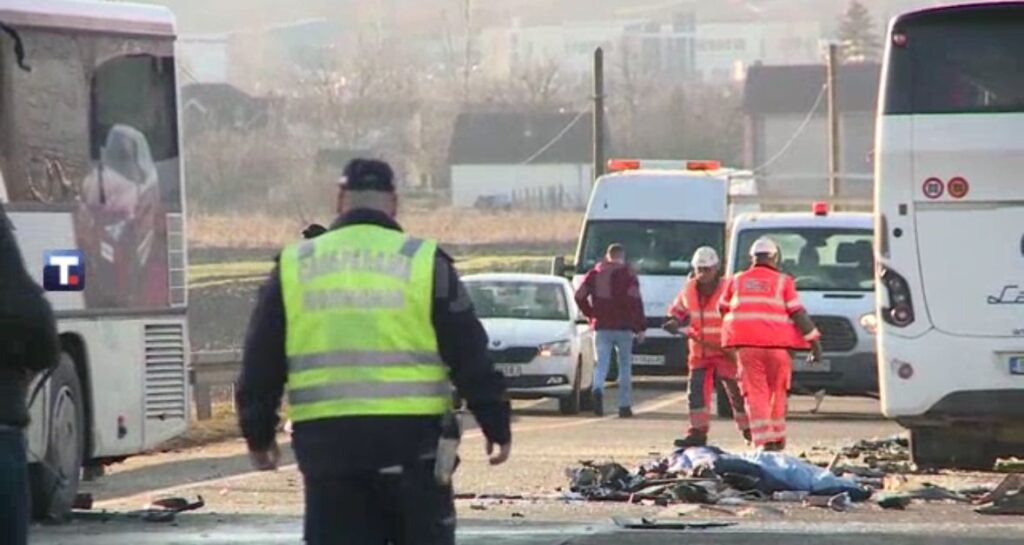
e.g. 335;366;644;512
922;178;944;199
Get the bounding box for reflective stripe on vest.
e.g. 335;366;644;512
721;267;805;349
279;224;450;423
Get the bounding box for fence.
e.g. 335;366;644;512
190;350;242;421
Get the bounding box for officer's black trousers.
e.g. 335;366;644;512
303;462;455;545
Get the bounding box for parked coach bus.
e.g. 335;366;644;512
0;0;189;517
874;2;1024;470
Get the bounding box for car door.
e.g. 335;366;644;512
566;281;595;386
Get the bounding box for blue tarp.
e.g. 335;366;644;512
668;447;870;500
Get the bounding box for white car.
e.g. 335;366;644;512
463;273;595;415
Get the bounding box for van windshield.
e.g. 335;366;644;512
734;228;874;292
577;220;724;276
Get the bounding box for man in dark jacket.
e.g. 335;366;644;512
0;203;60;545
236;159;511;545
574;243;646;418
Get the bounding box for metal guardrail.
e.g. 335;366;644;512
189;350;242;421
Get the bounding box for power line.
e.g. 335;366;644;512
749;83;827;174
519;109;589;165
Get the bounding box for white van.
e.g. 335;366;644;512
557;160;742;375
727;203;878;396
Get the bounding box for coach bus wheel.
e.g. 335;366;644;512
910;427;996;471
30;354;84;521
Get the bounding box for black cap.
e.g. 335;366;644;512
340;158;395;192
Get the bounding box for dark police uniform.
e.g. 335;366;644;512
237;170;510;545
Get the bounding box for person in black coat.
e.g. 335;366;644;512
0;202;60;545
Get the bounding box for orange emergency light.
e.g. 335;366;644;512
607;159;641;172
685;160;721;171
812;201;829;216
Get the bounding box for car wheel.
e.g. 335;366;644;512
559;362;582;415
30;354;84;521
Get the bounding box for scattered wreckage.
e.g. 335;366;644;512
565;436;1024;517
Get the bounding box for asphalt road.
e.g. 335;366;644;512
31;379;1024;543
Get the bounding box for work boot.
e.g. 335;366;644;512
618;407;633;418
674;430;708;449
742;429;753;445
761;441;785;452
592;391;604;417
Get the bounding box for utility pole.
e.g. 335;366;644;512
826;43;841;208
592;47;605;184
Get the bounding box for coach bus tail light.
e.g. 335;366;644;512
881;266;915;327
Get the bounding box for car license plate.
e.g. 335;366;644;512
633;354;666;366
496;364;522;378
1010;356;1024;376
792;356;832;373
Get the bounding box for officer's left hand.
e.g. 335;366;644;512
249;442;281;471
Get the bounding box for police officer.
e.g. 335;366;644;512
237;159;512;545
719;237;822;451
0;202;60;545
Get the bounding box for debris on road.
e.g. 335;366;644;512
975;474;1024;516
611;516;737;530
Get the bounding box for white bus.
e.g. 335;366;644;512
874;2;1024;469
0;1;188;516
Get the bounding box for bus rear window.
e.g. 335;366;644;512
885;15;1024;115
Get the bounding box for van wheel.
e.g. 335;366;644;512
30;354;84;521
911;427;996;471
559;362;582;415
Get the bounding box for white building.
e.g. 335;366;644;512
448;111;593;209
694;21;823;83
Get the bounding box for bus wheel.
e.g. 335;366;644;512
910;427;996;471
30;354;84;521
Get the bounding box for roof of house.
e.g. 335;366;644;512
743;63;882;115
449;111;592;165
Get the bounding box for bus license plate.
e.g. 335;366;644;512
1010;356;1024;376
633;355;665;366
496;364;522;378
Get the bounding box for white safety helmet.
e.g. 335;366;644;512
749;237;779;257
691;246;720;269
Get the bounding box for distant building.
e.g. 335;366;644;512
694;21;822;83
181;83;279;132
743;63;881;198
448;111;593;209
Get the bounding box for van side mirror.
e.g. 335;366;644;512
551;256;572;278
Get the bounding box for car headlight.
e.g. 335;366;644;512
859;312;878;335
538;339;572;357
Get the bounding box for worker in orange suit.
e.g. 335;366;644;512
663;247;750;449
719;237;823;452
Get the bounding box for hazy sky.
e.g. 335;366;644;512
139;0;948;35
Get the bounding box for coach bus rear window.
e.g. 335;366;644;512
884;15;1024;115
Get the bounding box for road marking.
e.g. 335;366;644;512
95;389;685;507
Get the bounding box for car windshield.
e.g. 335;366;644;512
465;281;570;321
734;228;875;292
576;220;724;276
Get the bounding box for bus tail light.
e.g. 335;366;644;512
881;266;914;327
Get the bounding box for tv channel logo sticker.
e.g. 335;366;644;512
43;250;85;292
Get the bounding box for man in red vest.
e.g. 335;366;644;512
720;237;823;451
664;247;750;448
